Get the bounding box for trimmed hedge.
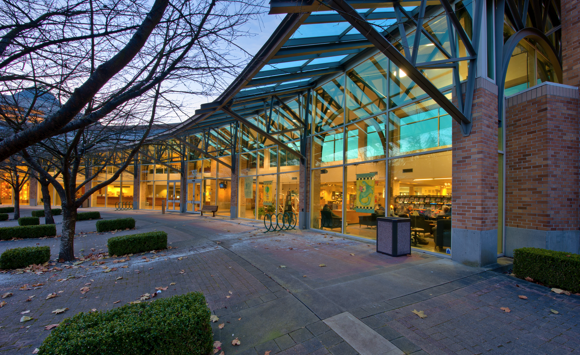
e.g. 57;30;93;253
18;217;40;226
31;209;62;217
38;292;213;355
0;225;57;240
0;246;51;269
108;231;167;256
96;218;135;232
0;213;7;221
514;247;580;293
77;211;101;221
0;207;14;213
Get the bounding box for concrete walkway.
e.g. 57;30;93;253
0;207;579;354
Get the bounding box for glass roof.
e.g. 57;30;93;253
307;55;348;65
291;22;351;38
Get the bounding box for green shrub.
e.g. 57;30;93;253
0;213;7;221
77;211;101;221
107;231;167;256
0;207;14;213
18;217;40;226
31;209;63;217
38;292;213;355
513;247;580;293
0;225;57;240
96;218;135;232
0;246;51;269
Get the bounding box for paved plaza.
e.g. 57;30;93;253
0;208;579;355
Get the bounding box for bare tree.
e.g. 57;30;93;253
28;160;61;224
23;100;157;261
0;157;30;219
0;0;264;160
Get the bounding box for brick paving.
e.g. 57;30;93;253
0;208;579;354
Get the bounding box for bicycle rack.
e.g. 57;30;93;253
115;201;133;211
263;212;297;232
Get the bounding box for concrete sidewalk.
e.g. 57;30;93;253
0;208;579;354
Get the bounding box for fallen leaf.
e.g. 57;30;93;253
32;349;39;354
210;315;219;323
116;277;123;280
319;264;326;267
279;265;286;268
46;293;57;300
155;287;168;291
52;308;68;314
20;316;33;322
551;288;571;295
32;283;44;287
80;287;90;294
177;257;183;261
20;310;30;314
91;308;97;312
0;301;6;308
213;340;222;349
412;309;427;318
140;293;151;301
19;285;31;291
113;300;121;304
2;292;13;299
170;282;176;285
129;300;141;304
238;317;241;321
525;277;534;282
350;253;355;256
518;295;528;300
550;309;559;314
500;307;511;313
25;296;34;302
265;351;271;355
218;323;225;329
232;338;241;346
44;324;59;330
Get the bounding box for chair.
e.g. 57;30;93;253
435;219;452;250
358;213;378;228
321;210;341;230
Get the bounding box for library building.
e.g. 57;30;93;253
18;0;580;267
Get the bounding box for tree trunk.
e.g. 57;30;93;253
59;205;77;261
13;188;20;220
41;183;54;224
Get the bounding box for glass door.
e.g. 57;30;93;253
166;181;181;211
186;179;202;213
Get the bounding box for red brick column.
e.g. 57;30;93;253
562;1;580;87
504;83;580;255
452;78;499;266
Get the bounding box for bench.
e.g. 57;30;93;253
201;205;218;217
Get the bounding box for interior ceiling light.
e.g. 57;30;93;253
433;177;452;180
413;178;433;181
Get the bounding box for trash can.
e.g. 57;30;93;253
377;217;411;256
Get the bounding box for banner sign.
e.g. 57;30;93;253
355;172;377;213
244;178;253;199
263;181;273;205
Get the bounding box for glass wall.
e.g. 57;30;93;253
89;166;135;209
504;39;561;96
238;144;300;224
388;151;452;253
310;48;454;255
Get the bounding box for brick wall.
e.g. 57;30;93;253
452;78;499;231
505;83;580;231
562;0;580;87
